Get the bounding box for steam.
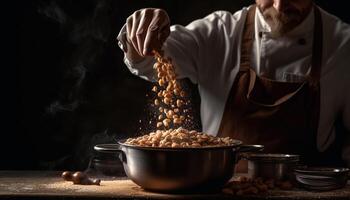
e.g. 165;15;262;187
38;1;67;24
39;0;111;115
36;0;117;170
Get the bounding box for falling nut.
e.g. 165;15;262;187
166;110;174;118
152;86;157;92
154;99;160;106
173;118;182;124
158;79;165;86
154;61;162;68
180;91;185;97
163;98;171;105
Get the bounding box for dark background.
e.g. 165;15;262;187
1;0;348;171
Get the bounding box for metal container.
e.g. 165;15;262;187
294;167;350;191
85;147;126;176
94;140;263;192
246;153;300;181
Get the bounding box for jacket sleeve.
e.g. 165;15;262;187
117;11;236;84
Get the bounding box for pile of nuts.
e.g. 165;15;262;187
61;171;101;185
125;127;235;148
152;50;189;128
222;176;294;195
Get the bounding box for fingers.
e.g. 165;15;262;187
136;9;153;56
126;9;170;57
143;10;170;55
143;18;161;55
127;10;142;55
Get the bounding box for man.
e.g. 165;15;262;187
117;0;350;168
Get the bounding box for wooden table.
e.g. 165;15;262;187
0;171;349;200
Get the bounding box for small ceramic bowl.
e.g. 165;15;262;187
294;167;349;191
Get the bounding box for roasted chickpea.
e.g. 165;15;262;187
61;171;73;181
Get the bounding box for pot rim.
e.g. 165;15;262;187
246;153;300;163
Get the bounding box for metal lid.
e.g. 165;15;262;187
246;153;300;163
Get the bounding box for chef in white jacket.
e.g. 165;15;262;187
117;0;350;168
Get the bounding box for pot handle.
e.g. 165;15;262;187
237;145;264;161
94;143;122;153
239;144;264;153
94;144;127;163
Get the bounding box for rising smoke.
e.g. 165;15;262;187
35;0;128;170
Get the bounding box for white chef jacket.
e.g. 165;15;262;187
117;5;350;165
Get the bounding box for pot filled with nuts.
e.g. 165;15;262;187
94;128;263;192
94;50;262;192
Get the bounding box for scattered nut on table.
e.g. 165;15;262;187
61;171;101;185
222;176;295;195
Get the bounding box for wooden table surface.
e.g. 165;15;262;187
0;171;349;200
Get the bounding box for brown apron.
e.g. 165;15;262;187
218;5;344;170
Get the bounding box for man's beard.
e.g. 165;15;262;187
262;7;306;38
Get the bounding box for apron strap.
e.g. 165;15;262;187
239;5;256;71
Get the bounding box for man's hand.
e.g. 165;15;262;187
125;8;170;63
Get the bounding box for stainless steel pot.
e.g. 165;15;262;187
245;153;300;181
94;140;263;192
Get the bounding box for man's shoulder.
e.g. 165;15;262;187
320;6;350;48
319;6;350;67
